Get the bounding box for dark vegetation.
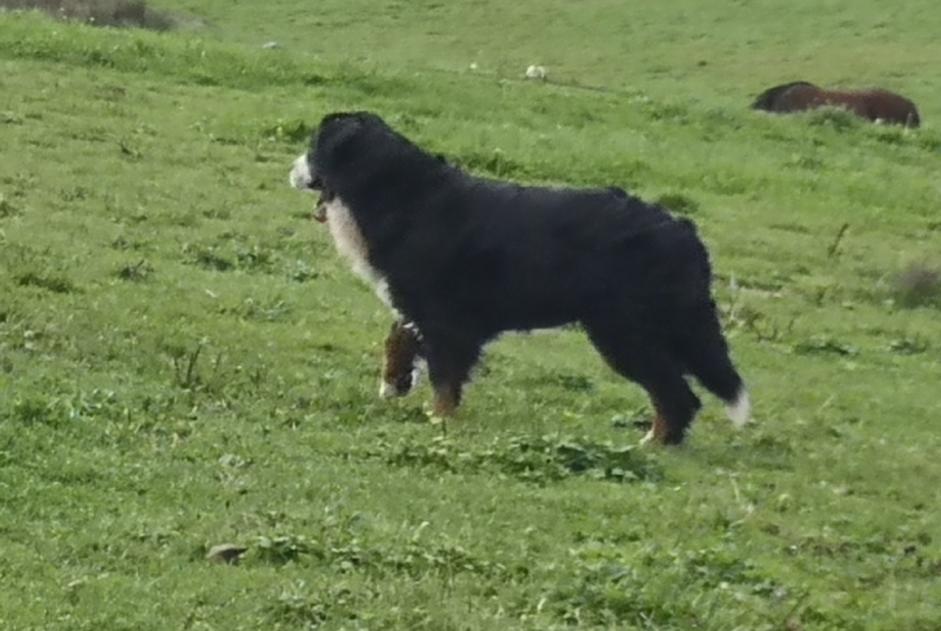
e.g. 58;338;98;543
1;0;174;30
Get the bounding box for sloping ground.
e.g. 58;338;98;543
1;11;940;630
154;0;941;117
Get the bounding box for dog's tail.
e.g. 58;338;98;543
677;301;751;428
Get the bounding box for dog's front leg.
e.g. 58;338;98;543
379;320;424;398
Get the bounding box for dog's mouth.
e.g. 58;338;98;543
291;157;331;224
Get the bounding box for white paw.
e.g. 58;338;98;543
409;363;423;389
726;388;751;428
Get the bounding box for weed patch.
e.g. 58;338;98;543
234;244;275;273
10;396;63;425
888;336;930;355
889;262;941;308
516;369;595;393
182;242;282;275
249;530;511;582
372;434;661;484
266;581;374;629
792;336;857;357
183;244;235;272
262;118;315;144
15;271;77;293
115;259;153;281
656;191;700;215
0;194;22;218
454;148;530;179
223;296;291;323
286;259;318;283
805;107;862;131
547;544;786;627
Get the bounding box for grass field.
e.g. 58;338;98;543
1;2;940;629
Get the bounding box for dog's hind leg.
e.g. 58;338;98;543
585;321;701;445
640;374;702;445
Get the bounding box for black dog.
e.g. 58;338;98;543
290;111;750;444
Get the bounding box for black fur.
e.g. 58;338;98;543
751;81;816;111
305;111;745;443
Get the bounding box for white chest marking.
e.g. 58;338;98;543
325;197;395;310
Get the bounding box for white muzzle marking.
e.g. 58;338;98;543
290;154;313;190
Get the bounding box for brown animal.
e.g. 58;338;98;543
752;81;920;127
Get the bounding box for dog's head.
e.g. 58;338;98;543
288;112;386;223
289;112;450;223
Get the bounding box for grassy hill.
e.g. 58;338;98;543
156;0;941;111
1;3;940;629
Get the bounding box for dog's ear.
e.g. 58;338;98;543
306;112;360;149
314;112;370;164
319;111;361;127
606;186;627;198
317;112;365;139
317;111;380;134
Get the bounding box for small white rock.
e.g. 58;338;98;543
262;41;281;50
206;543;247;564
525;65;547;80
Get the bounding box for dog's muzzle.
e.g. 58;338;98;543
289;154;328;223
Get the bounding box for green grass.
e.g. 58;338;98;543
1;5;940;629
154;0;941;111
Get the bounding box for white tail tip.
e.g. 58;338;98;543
726;387;751;428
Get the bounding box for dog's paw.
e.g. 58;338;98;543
379;380;397;399
422;403;447;426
